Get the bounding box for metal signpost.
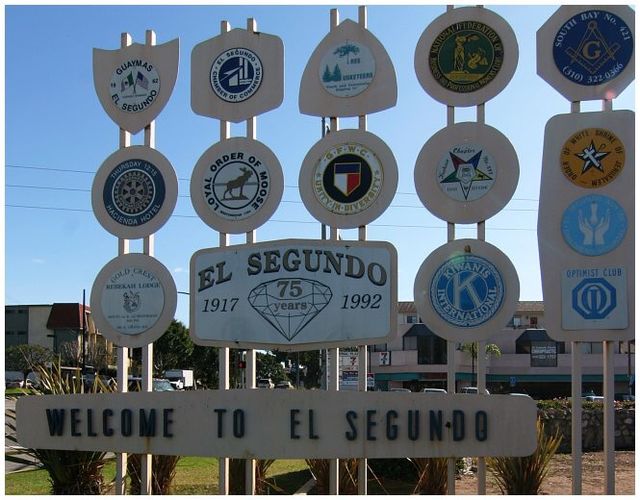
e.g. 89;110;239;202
413;5;520;494
90;29;180;495
536;5;635;495
14;6;574;496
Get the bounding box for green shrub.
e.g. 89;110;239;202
5;362;112;494
305;458;358;494
127;454;181;494
410;457;449;494
228;458;275;494
487;418;561;494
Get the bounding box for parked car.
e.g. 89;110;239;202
128;377;175;392
389;387;411;392
275;381;294;389
615;393;635;401
257;378;274;389
422;387;447;394
460;386;490;395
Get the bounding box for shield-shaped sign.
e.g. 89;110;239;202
93;39;179;134
334;162;361;197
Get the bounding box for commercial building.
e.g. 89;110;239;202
5;303;112;368
369;301;634;398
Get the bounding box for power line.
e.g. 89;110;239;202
6;163;541;203
6;182;541;210
5;203;537;231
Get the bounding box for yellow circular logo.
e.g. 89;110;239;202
560;128;625;188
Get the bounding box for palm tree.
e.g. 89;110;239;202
460;342;501;387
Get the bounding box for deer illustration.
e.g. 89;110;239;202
223;167;253;200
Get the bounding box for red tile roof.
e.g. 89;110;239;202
46;303;92;330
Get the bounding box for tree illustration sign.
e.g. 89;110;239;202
318;40;375;97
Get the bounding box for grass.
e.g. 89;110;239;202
5;458;310;495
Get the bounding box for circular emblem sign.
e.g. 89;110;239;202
560;127;625;188
415;7;518;106
431;254;505;328
552;9;633;87
437;143;496;202
90;253;177;348
190;137;284;234
561;194;627;256
414;122;519;224
319;40;375;97
92;146;178;239
210;47;263;103
110;59;160;113
414;239;519;342
299;129;398;229
430;21;503;94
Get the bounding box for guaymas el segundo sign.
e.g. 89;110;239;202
190;239;397;351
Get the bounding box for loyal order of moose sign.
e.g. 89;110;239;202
17;390;537;459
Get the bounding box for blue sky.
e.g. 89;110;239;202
5;4;635;326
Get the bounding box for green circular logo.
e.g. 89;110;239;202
429;21;504;93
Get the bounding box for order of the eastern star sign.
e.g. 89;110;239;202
576;139;610;174
439;149;493;201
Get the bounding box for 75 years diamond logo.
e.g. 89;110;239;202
248;278;332;341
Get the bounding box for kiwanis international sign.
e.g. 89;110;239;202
189;239;397;350
16;390;537;459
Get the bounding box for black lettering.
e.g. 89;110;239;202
475;411;488;441
345;410;358;441
103;409;114;436
198;266;216;292
263;251;281;273
323;251;343;274
290;409;301;439
71;409;81;437
308;410;319;440
408;410;420;441
367;263;387;286
345;254;365;279
46;409;65;436
216;261;232;284
233;409;245;438
87;409;98;437
139;409;156;437
163;409;174;438
386;410;398;440
366;410;377;441
121;409;133;437
452;410;465;441
215;408;226;438
283;249;301;272
247;253;262;275
302;249;322;272
429;410;443;441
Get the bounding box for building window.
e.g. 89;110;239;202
511;316;522;328
372;343;387;352
406;315;417;324
417;335;447;365
619;341;635;354
403;336;417;351
581;342;603;354
530;316;538;327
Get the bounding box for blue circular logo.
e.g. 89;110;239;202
561;194;627;256
103;159;166;227
210;47;263;103
552;10;633;86
430;254;504;328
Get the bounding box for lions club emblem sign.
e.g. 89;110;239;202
93;39;179;134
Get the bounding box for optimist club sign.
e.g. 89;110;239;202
190;239;397;351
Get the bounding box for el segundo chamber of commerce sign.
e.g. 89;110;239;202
189;239;397;351
16;390;537;459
